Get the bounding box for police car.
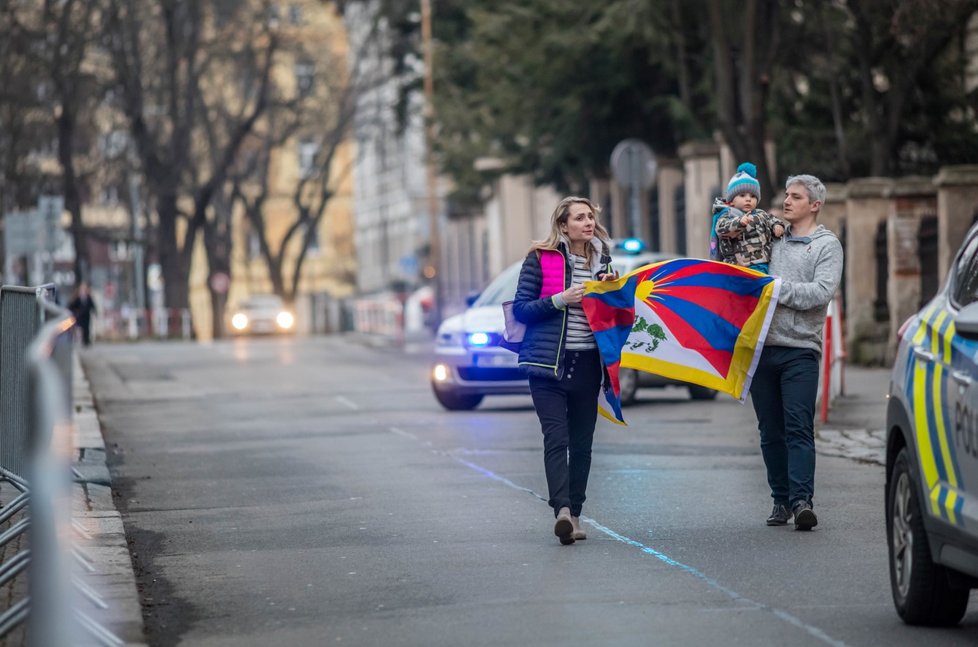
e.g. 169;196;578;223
886;221;978;625
430;240;714;410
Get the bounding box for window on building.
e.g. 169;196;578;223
267;4;280;27
100;184;120;206
298;138;320;179
288;4;303;25
295;60;314;96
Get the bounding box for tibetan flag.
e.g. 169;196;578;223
583;258;780;425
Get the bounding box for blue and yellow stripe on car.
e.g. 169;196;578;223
906;305;964;526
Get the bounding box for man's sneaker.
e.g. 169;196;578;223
766;503;791;526
792;500;818;531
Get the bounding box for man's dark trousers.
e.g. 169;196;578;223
528;349;602;518
749;345;820;507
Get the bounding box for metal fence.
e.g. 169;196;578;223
0;285;123;646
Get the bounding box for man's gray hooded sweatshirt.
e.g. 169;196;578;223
766;224;844;353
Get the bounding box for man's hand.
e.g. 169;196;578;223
773;224;785;238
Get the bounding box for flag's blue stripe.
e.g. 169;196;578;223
590;276;640;309
654;294;740;353
593;324;633;365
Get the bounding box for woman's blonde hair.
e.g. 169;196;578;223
531;196;610;261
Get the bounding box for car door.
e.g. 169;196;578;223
946;232;978;532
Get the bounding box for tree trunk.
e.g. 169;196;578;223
57;106;89;284
156;192;189;310
707;0;777;206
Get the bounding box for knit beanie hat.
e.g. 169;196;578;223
726;162;761;202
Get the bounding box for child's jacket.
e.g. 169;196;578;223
711;198;785;268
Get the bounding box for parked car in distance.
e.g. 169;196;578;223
229;294;295;336
430;243;716;411
885;221;978;625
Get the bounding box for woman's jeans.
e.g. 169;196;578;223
528;349;602;517
749;346;820;507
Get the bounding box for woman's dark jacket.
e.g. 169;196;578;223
512;240;611;381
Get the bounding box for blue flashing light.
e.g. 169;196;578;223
621;238;645;254
467;332;490;347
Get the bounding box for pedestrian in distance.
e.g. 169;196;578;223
749;175;843;530
69;281;98;347
711;162;786;274
512;196;619;545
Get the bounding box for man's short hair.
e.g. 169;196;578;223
785;174;826;205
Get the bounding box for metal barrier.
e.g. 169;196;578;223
0;285;123;646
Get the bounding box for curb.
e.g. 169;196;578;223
73;353;147;646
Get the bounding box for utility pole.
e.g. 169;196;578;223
421;0;442;327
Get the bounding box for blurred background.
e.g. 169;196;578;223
1;0;977;362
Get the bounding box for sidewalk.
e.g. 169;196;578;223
816;365;891;466
72;353;146;645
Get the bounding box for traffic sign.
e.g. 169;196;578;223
210;271;230;294
611;139;657;191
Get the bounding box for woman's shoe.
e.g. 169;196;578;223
554;507;575;544
571;516;587;541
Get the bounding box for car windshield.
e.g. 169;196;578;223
472;262;522;307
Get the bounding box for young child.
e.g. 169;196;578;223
710;162;785;274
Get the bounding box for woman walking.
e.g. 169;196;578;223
513;196;616;544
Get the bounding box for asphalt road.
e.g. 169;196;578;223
82;336;978;646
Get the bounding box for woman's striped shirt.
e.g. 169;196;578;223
565;254;596;350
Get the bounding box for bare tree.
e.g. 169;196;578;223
42;0;103;284
104;0;276;315
707;0;780;205
229;7;379;308
0;4;47;216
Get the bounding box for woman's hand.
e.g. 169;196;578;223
560;284;586;304
597;271;619;281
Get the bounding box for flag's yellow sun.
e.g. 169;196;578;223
636;279;656;304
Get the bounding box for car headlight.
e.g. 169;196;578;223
276;311;294;329
433;364;449;381
231;313;248;330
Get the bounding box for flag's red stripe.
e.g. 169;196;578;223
650;300;733;376
650;285;760;329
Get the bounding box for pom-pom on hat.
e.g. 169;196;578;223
726;162;761;202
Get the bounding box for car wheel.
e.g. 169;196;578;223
687;385;718;400
431;385;484;411
619;368;638;406
887;447;971;626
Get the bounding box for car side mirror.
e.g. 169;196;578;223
465;291;480;307
955;302;978;340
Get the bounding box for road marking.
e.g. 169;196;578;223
453;455;850;647
389;427;417;440
335;396;359;410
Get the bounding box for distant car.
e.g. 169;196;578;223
430;246;716;411
229;294;295;335
885;221;978;625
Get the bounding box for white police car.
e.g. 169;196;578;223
886;221;978;625
430;241;715;410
